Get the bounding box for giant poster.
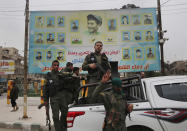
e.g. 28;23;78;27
29;8;160;74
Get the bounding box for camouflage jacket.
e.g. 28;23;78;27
92;83;127;127
82;52;110;78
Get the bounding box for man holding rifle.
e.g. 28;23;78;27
82;41;111;101
43;60;68;131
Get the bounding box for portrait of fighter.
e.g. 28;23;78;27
134;31;142;41
35;51;42;60
47;33;55;43
146;31;154;41
71;21;78;32
136;49;142;59
123;49;130;59
47;17;55;27
121;15;129;25
46;51;52;60
147;48;154;58
86;14;102;35
108;19;116;31
58;33;65;43
35;33;44;43
58;17;64;26
144;14;152;25
35;16;44;27
56;51;64;61
133;15;141;25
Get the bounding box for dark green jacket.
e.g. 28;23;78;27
44;70;61;102
82;52;110;79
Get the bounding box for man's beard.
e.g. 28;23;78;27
95;50;101;53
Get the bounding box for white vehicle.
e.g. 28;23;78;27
67;75;187;131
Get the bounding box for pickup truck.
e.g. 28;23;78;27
67;75;187;131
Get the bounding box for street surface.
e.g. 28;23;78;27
0;128;21;131
0;93;53;130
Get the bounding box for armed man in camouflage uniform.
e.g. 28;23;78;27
44;60;64;131
44;60;70;131
92;71;133;131
82;41;110;101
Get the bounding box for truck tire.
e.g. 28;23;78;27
127;125;154;131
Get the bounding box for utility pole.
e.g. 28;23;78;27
157;0;165;75
23;0;29;119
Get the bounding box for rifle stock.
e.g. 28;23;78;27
38;103;51;130
45;105;51;131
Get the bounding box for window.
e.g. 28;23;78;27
3;50;9;54
155;82;187;102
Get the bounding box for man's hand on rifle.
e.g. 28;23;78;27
89;63;97;69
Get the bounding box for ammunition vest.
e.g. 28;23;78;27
46;72;61;97
87;52;110;78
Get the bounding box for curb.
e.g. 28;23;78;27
0;121;54;131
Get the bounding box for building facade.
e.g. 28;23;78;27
0;46;24;79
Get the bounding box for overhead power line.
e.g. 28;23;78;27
161;0;172;6
0;10;24;12
163;11;187;15
30;0;118;7
162;7;187;12
0;14;24;16
162;2;187;7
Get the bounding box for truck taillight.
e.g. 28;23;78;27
67;111;85;128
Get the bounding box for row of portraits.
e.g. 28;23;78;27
34;32;82;44
122;47;156;60
34;50;65;62
122;30;154;42
35;13;153;29
34;29;154;45
33;47;155;62
34;32;65;44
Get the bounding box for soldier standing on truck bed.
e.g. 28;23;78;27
92;71;133;131
82;41;110;101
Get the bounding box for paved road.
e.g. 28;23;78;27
0;128;21;131
0;93;49;131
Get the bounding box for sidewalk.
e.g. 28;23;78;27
0;93;54;131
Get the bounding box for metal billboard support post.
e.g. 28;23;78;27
23;0;29;119
157;0;165;75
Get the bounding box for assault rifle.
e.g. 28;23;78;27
38;102;51;131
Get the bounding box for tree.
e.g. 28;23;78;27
121;4;140;9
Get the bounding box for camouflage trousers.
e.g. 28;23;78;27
103;121;127;131
50;90;73;131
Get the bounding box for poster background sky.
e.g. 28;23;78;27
0;0;187;63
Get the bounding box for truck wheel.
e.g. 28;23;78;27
128;126;154;131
